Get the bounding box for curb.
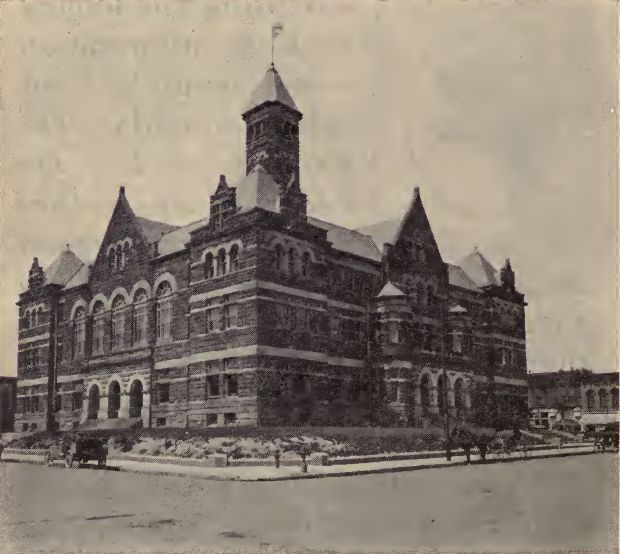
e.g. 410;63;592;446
1;447;600;482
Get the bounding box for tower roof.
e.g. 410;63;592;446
458;248;499;287
243;65;299;115
234;164;281;214
43;246;84;287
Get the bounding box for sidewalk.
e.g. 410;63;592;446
1;444;599;481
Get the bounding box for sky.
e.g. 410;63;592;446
0;0;617;376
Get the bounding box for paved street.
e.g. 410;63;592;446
1;453;617;553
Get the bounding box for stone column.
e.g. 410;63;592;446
119;392;130;419
414;385;422;421
142;392;151;428
98;394;108;422
430;385;440;414
80;396;89;424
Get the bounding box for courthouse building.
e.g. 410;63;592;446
15;64;529;432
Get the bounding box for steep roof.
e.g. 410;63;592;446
135;217;180;243
43;247;84;287
235;165;281;214
458;248;499;287
377;282;406;297
62;262;90;290
447;263;479;291
244;65;299;115
307;217;382;261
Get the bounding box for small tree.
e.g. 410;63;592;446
220;440;242;467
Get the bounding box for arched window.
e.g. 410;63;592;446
111;296;126;349
586;389;595;411
205;253;214;279
24;310;30;330
30;310;36;328
92;301;106;354
288;248;299;276
108;381;121;419
129;380;143;418
216;248;227;276
301;252;311;277
611;388;619;411
37;307;43;326
156;281;173;340
420;375;432;415
116;244;123;271
419;248;427;265
229;244;239;272
133;290;148;344
88;385;100;420
273;244;286;273
73;307;86;358
454;378;466;418
598;389;608;411
452;332;462;354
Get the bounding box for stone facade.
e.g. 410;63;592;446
15;64;529;432
529;370;619;429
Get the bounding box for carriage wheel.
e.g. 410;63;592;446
65;451;75;469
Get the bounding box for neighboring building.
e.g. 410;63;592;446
528;370;619;430
15;63;528;432
0;376;17;432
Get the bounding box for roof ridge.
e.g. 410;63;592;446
308;216;369;236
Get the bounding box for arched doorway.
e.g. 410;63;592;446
88;385;100;420
129;380;143;418
420;375;432;416
108;381;121;419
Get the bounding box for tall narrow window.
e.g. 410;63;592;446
207;374;220;397
229;245;239;272
586;389;595;411
156;281;173;340
116;245;123;271
289;248;301;275
108;248;116;272
611;388;619;411
205;253;214;279
274;244;286;273
73;307;86;358
416;283;424;306
123;242;130;268
133;291;148;344
427;286;434;308
92;301;105;354
216;248;227;276
388;321;399;344
225;374;238;396
206;301;214;333
111;296;126;349
301;252;311;277
224;302;238;329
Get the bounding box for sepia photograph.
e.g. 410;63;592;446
0;0;617;552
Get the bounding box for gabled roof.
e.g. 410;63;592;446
243;65;299;115
458;248;499;287
377;282;406;297
43;247;84;287
449;304;468;313
235;165;281;214
308;217;382;261
135;217;180;243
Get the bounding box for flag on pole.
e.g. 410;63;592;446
272;23;284;40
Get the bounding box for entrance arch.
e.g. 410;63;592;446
108;381;121;419
129;380;144;418
88;385;100;420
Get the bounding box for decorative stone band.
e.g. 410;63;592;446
17;377;48;388
155;345;365;371
189;280;366;313
472;375;528;387
18;332;50;345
